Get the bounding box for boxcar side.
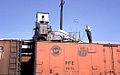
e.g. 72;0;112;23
35;42;120;75
0;40;20;75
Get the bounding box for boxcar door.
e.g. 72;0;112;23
64;43;78;75
103;44;119;75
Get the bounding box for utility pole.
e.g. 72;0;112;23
60;0;64;30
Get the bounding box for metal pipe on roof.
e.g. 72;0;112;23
60;0;64;30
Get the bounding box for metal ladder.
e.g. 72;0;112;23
8;40;21;75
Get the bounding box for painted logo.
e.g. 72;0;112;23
78;47;87;57
51;46;61;56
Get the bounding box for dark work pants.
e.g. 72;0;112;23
86;31;92;43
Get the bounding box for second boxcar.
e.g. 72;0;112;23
0;39;21;75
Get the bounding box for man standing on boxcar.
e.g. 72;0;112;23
85;25;92;43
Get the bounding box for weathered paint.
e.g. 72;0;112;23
35;42;120;75
0;40;20;75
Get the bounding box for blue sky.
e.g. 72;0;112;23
0;0;120;42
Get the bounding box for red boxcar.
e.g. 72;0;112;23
0;40;20;75
35;41;120;75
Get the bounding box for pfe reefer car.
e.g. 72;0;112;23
35;41;120;75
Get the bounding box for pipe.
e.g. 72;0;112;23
60;0;64;30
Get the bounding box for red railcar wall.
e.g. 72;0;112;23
0;40;20;75
0;40;10;75
35;42;120;75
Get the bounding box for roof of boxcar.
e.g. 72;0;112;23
36;40;120;45
0;38;32;41
0;38;120;45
